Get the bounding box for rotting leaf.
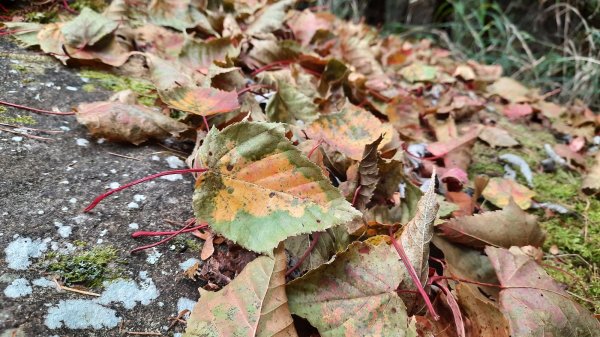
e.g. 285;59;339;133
75;101;189;145
184;244;298;337
486;246;600;337
266;81;318;124
245;0;294;36
191;122;361;254
478;126;519;148
287;240;416;337
159;86;240;116
352;135;383;210
582;153;600;195
438;199;545;248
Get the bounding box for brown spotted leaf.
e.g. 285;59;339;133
305;103;399;160
287;240;416;337
75;101;188;145
159;86;240;116
352;135;383;210
486;246;600;337
285;225;350;275
184;245;298;337
192;122;361;254
438;199;545;248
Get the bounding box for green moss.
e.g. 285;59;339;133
24;10;58;23
0;107;37;125
82;84;97;93
46;246;124;288
171;236;202;252
79;70;157;106
10;64;29;73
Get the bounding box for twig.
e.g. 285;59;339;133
389;227;439;320
84;168;208;212
107;152;141;161
125;332;162;336
286;232;322;276
52;278;100;297
0;99;74;115
0;127;54;141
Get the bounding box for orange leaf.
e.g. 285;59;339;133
159;86;240;116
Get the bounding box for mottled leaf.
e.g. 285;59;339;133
340;34;385;78
305;103;399;160
265;81;318;124
178;37;239;71
287;9;331;46
287;240;417;337
3;22;42;47
285;226;350;275
455;283;510;337
427;125;482;157
159;86;240;116
486;246;600;337
60;8;118;48
482;177;536;209
75;101;189;145
184;245;298;337
148;0;193;31
438;199;545;248
400;62;437;83
192;122;361;254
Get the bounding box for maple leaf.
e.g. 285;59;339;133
192;122;361;254
158;86;240;116
285;226;350;275
287;240;417;337
184;245;298;337
486;246;600;336
75;101;189;145
438;199;545;248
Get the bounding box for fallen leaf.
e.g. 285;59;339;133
287;240;416;337
287;10;331;46
438;199;545;248
486;77;531;103
478;126;519;148
503;103;533;119
2;22;42;47
159;86;240;116
482;177;536;209
60;8;118;48
148;0;194;31
455;283;509;337
75;101;189;145
305;102;399;160
200;232;215;261
352;135;383;210
178;37;239;72
245;0;294;36
285;226;350;275
395;173;439;313
427;125;482;157
192;122;361;254
266;81;318;124
486;246;600;336
184;244;298;337
400;62;438;82
582;152;600;195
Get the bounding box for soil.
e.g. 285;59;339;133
0;38;204;336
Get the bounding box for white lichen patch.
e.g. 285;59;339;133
177;297;196;318
108;182;120;189
128;223;139;230
32;277;56;288
127;202;139;209
179;258;200;271
45;299;120;329
133;194;146;202
54;221;72;238
5;237;48;270
165;155;185;168
76;138;89;147
146;248;162;265
96;271;159;310
4;278;32;298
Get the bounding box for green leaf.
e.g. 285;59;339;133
184;245;298;337
60;8;118;48
2;22;42;48
287;240;417;337
400;63;437;83
266;81;318;124
192;122;361;254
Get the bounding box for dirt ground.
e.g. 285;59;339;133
0;38;205;336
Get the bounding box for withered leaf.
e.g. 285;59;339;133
184;245;298;337
352;135;383;210
486;246;600;337
438;199;545;248
75;101;189;145
159;86;240;116
60;8;118;48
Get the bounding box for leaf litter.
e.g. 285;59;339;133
2;1;600;336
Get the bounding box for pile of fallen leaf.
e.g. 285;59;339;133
3;0;600;336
